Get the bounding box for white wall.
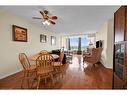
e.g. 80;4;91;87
0;11;60;79
96;19;114;68
107;19;114;68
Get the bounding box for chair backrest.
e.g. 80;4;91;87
36;53;54;72
58;52;64;64
19;53;30;70
39;50;49;55
91;48;103;63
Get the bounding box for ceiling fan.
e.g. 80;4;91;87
33;10;58;25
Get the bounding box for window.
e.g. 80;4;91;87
62;34;95;51
81;37;89;50
69;36;90;51
70;37;78;50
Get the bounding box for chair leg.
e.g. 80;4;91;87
31;79;34;89
44;78;47;85
50;74;54;87
26;72;30;89
21;78;24;89
21;71;26;89
37;76;41;89
30;72;36;89
27;79;30;89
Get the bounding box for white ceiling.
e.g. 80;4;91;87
0;6;119;34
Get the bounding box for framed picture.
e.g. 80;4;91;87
40;34;47;43
51;36;56;45
12;25;27;42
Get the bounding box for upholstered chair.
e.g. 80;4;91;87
83;48;103;66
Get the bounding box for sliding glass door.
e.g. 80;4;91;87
70;37;79;50
81;37;89;51
69;36;90;51
62;35;95;51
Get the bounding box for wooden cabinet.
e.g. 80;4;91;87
125;7;127;41
114;6;125;42
124;43;127;88
113;6;127;89
113;43;125;88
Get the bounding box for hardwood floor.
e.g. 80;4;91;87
0;54;113;89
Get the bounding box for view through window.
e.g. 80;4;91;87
69;36;90;51
70;37;78;50
81;37;90;50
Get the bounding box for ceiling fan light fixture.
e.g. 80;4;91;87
47;22;50;25
45;20;50;25
42;20;50;25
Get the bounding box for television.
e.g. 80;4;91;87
96;40;102;48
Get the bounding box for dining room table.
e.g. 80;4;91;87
29;53;59;61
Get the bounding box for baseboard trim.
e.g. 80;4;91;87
0;69;22;79
103;64;113;69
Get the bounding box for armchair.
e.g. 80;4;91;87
83;48;103;66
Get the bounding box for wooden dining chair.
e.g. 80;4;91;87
36;53;54;89
53;52;65;78
19;53;36;88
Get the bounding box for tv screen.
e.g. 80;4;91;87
96;41;99;48
96;40;102;48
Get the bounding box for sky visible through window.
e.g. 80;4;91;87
70;38;78;46
81;37;89;46
70;36;90;50
70;37;89;46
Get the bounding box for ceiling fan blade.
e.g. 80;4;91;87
50;16;58;20
40;11;44;17
32;17;42;19
49;20;55;25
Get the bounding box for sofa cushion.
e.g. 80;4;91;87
52;49;60;55
51;49;66;64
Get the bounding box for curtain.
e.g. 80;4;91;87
68;38;71;50
78;37;81;51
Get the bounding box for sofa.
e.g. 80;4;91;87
51;49;66;64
